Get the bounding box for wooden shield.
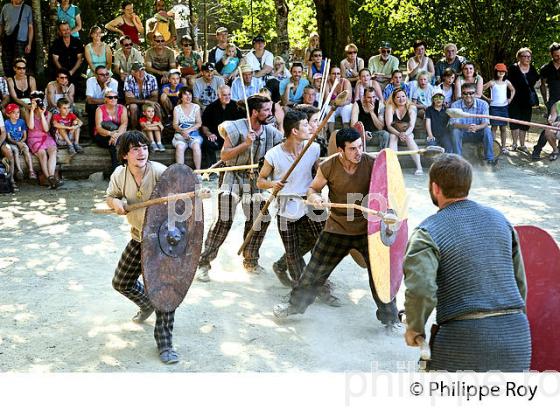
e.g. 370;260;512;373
514;225;560;371
367;149;408;303
141;164;204;312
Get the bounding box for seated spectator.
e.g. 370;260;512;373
146;0;176;47
160;69;184;118
220;43;241;84
436;68;456;107
46;69;75;114
454;61;483;100
208;27;243;71
304;32;320;64
7;57;37;117
86;65;119;135
311;73;323;105
94;89;128;172
425;90;452;153
144;31;176;85
85;25;113;78
383;70;410;101
105;2;144;46
301;85;317;107
411;71;435;118
434;43;464;84
52;98;83;155
307;48;326;82
324;66;353;134
124;63;161;129
449;83;495;165
350;86;389;151
3;103;35;183
176;35;202;87
0;74;9;109
544;100;560;161
407;40;435;84
50;20;84;86
1;110;18;189
244;35;274;81
193;63;225;109
173;88;202;169
113;35;143;83
258;87;284;133
354;68;383;102
26;92;60;188
279;62;309;106
271;56;290;82
56;0;82;38
340;43;364;87
200;84;243;167
139;102;164;152
231;64;262;101
368;41;399;90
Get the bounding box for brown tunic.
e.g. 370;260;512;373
320;154;374;236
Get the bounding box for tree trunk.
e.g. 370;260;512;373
188;0;198;50
274;0;289;62
312;0;351;64
31;0;45;79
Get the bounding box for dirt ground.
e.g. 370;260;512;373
1;149;559;373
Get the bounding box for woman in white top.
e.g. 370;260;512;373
85;25;113;78
244;35;274;80
454;61;484;100
353;68;383;102
340;43;364;86
173;88;203;169
407;40;435;82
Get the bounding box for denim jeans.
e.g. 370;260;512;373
451;127;494;160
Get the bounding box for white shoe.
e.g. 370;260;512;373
273;303;291;319
197;265;210;282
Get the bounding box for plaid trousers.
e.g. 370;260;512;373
199;192;271;268
277;213;324;282
112;240;175;352
288;231;399;324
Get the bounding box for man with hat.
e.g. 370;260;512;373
368;41;399;90
124;62;161;129
244;35;274;81
208;27;243;74
231;63;263;102
193;62;225;109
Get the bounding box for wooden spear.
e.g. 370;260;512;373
447;108;560;132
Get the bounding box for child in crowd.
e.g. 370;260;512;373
437;68;456;108
4;103;36;181
139;103;164;152
411;71;435;118
220;43;240;84
483;63;516;154
160;69;184;117
52;98;83;155
425;90;452;154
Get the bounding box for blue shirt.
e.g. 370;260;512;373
449;98;489;126
279;78;310;104
5;118;27;142
0;3;32;42
383;83;410;101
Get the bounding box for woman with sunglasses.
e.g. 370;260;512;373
95;89;128;172
105;1;144;46
46;68;75;114
176;35;202;87
7;57;37;119
340;43;364;87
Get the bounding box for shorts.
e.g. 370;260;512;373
54;130;75;146
172;129;203;149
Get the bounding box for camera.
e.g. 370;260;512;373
35;99;44;109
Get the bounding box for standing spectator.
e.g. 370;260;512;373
50;21;84;87
353;68;383;103
176;35;202;87
307;48;326;82
383;70;410;101
124;63;161;129
279;62;309;106
368;41;399;90
449;83;495;165
231;64;262;102
384;88;423;175
304;32;320;64
105;2;144;46
56;0;81;38
350;86;389;151
208;27;242;72
507;48;539;156
324;66;353;134
532;43;560;160
425;90;452;153
86;65;119;136
340;43;364;87
200;85;243;167
94;89;128;172
483;63;515;153
0;74;10;108
543;100;560;161
85;25;113;78
7;57;36;117
160;69;184;118
113;35;143;83
454;61;483;100
46;68;75;113
434;43;464;84
193;63;225;109
244;35;274;81
172;88;202;169
144;32;176;84
0;0;33;77
146;0;176;47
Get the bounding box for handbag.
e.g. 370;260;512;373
520;66;539;106
1;4;25;46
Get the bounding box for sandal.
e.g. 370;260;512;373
549;152;559;161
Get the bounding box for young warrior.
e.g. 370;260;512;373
196;95;283;281
273;128;401;332
257;110;339;305
105;130;179;364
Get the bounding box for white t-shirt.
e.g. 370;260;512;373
86;77;119;99
244;50;274;73
265;142;320;219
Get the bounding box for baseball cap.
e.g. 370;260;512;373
379;41;391;49
131;62;145;71
312;73;323;80
216;27;228;34
201;62;215;71
5;103;19;114
494;63;508;72
252;35;266;43
169;68;181;76
432;89;445;98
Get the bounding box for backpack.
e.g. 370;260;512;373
0;160;14;194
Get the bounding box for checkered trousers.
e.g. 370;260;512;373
277;214;324;282
199;193;271;268
288;231;399;324
112;240;175;352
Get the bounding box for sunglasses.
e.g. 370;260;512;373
462;92;475;96
155;39;165;43
123;43;133;47
58;76;68;79
182;43;193;47
313;54;322;58
347;51;357;54
105;95;118;99
15;65;26;69
381;49;391;53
